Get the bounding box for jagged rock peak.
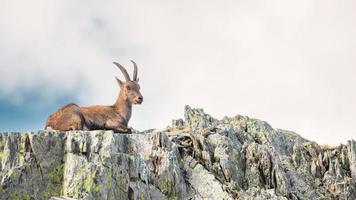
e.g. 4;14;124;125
0;106;355;200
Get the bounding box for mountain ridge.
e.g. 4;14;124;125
0;105;355;199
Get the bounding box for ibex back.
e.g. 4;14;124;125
45;61;143;133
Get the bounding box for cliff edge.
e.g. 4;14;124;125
0;106;355;200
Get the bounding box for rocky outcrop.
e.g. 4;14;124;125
0;106;355;199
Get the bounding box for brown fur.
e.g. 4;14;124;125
45;61;143;133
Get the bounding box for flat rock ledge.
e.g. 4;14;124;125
0;106;355;200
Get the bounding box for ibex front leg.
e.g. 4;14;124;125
105;120;132;134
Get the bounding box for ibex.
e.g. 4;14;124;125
45;61;143;133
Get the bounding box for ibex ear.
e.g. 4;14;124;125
115;76;124;86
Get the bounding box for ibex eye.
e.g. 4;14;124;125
126;86;131;90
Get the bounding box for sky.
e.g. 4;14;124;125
0;0;355;145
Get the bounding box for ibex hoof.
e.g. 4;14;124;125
126;129;132;134
113;128;132;134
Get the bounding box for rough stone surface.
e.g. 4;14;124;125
0;105;355;199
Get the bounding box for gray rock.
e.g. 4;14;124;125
0;106;355;199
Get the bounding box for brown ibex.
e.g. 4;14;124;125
45;61;143;133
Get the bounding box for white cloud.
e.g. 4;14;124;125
0;0;355;145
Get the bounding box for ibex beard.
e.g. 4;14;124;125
45;60;143;134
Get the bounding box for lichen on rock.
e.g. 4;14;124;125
1;106;355;199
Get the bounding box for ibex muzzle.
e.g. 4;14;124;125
45;60;143;134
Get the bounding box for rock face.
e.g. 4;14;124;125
0;106;355;200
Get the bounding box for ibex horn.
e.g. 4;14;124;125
113;62;130;81
131;60;138;81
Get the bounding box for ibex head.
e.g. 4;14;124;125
113;60;143;105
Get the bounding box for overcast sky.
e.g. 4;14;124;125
0;0;355;145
